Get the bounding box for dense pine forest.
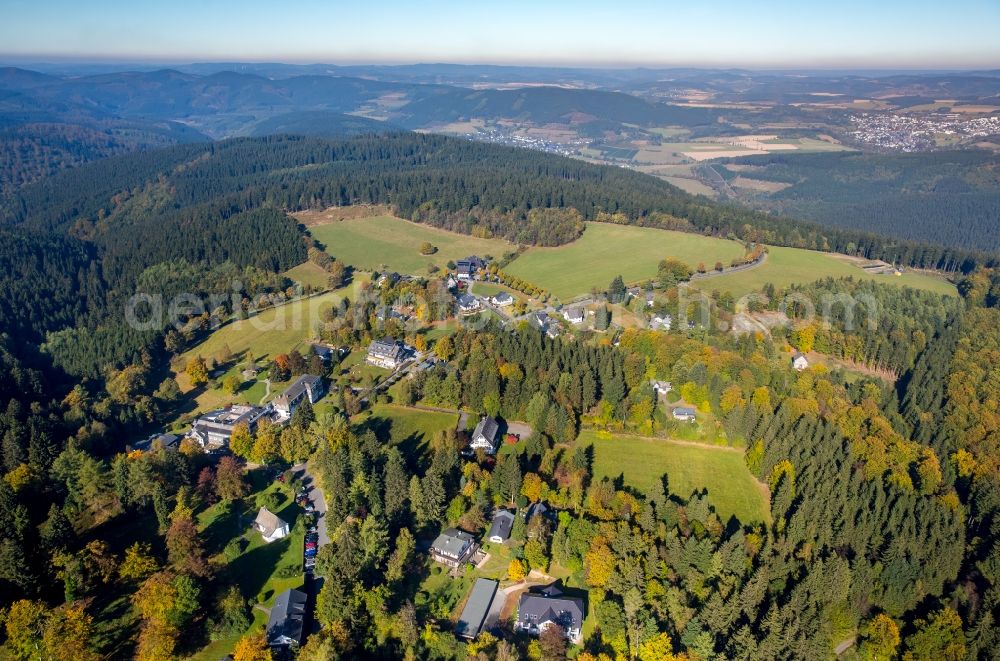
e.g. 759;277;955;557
0;129;999;659
716;151;1000;252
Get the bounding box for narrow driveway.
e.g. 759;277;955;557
294;461;330;547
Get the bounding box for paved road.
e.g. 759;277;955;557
294;462;330;547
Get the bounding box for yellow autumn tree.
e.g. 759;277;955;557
507;558;527;582
233;631;273;661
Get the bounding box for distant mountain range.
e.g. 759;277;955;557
1;63;998;190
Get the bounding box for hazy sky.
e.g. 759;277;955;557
3;0;999;68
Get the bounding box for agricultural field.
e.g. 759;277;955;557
304;214;515;274
578;430;770;524
505;222;745;300
695;246;957;298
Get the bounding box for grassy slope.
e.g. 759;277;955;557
307;215;515;274
579;430;770;524
187;471;305;661
505;222;745;300
352;404;459;457
283;261;333;289
696;245;957;297
177;279;365;370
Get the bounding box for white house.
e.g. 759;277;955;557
469;416;501;454
273;374;325;418
651;380;672;396
491;292;514;307
650;314;672;331
457;293;481;314
563;307;585;324
487;509;515;543
254;507;290;543
792;352;810;371
515;586;585;645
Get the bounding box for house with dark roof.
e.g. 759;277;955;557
515;585;585;644
456;256;486;281
456;293;481;314
563;306;585;324
455;578;499;639
266;588;307;648
491;292;514;307
253;507;290;543
130;433;180;453
273;374;325;418
311;344;336;363
430;528;477;568
367;338;406;370
487;509;515;543
469;416;500;455
672;406;697;422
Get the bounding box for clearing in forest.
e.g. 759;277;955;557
579;430;771;525
303;214;516;274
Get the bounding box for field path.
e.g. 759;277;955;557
258;378;271;405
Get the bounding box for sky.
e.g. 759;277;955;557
2;0;999;69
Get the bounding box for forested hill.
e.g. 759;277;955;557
717;150;1000;252
5;132;996;273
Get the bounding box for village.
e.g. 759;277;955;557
124;248;820;659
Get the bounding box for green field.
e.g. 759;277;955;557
283;261;333;289
307;215;515;274
696;246;957;298
579;430;770;524
506;222;745;300
177;280;365;370
353;404;459;455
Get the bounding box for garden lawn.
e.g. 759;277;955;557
696;245;956;298
505;222;745;300
187;472;306;660
579;430;770;525
307;215;515;274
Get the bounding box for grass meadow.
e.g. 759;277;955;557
306;215;515;274
696;245;957;298
505;222;745;300
578;430;770;524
